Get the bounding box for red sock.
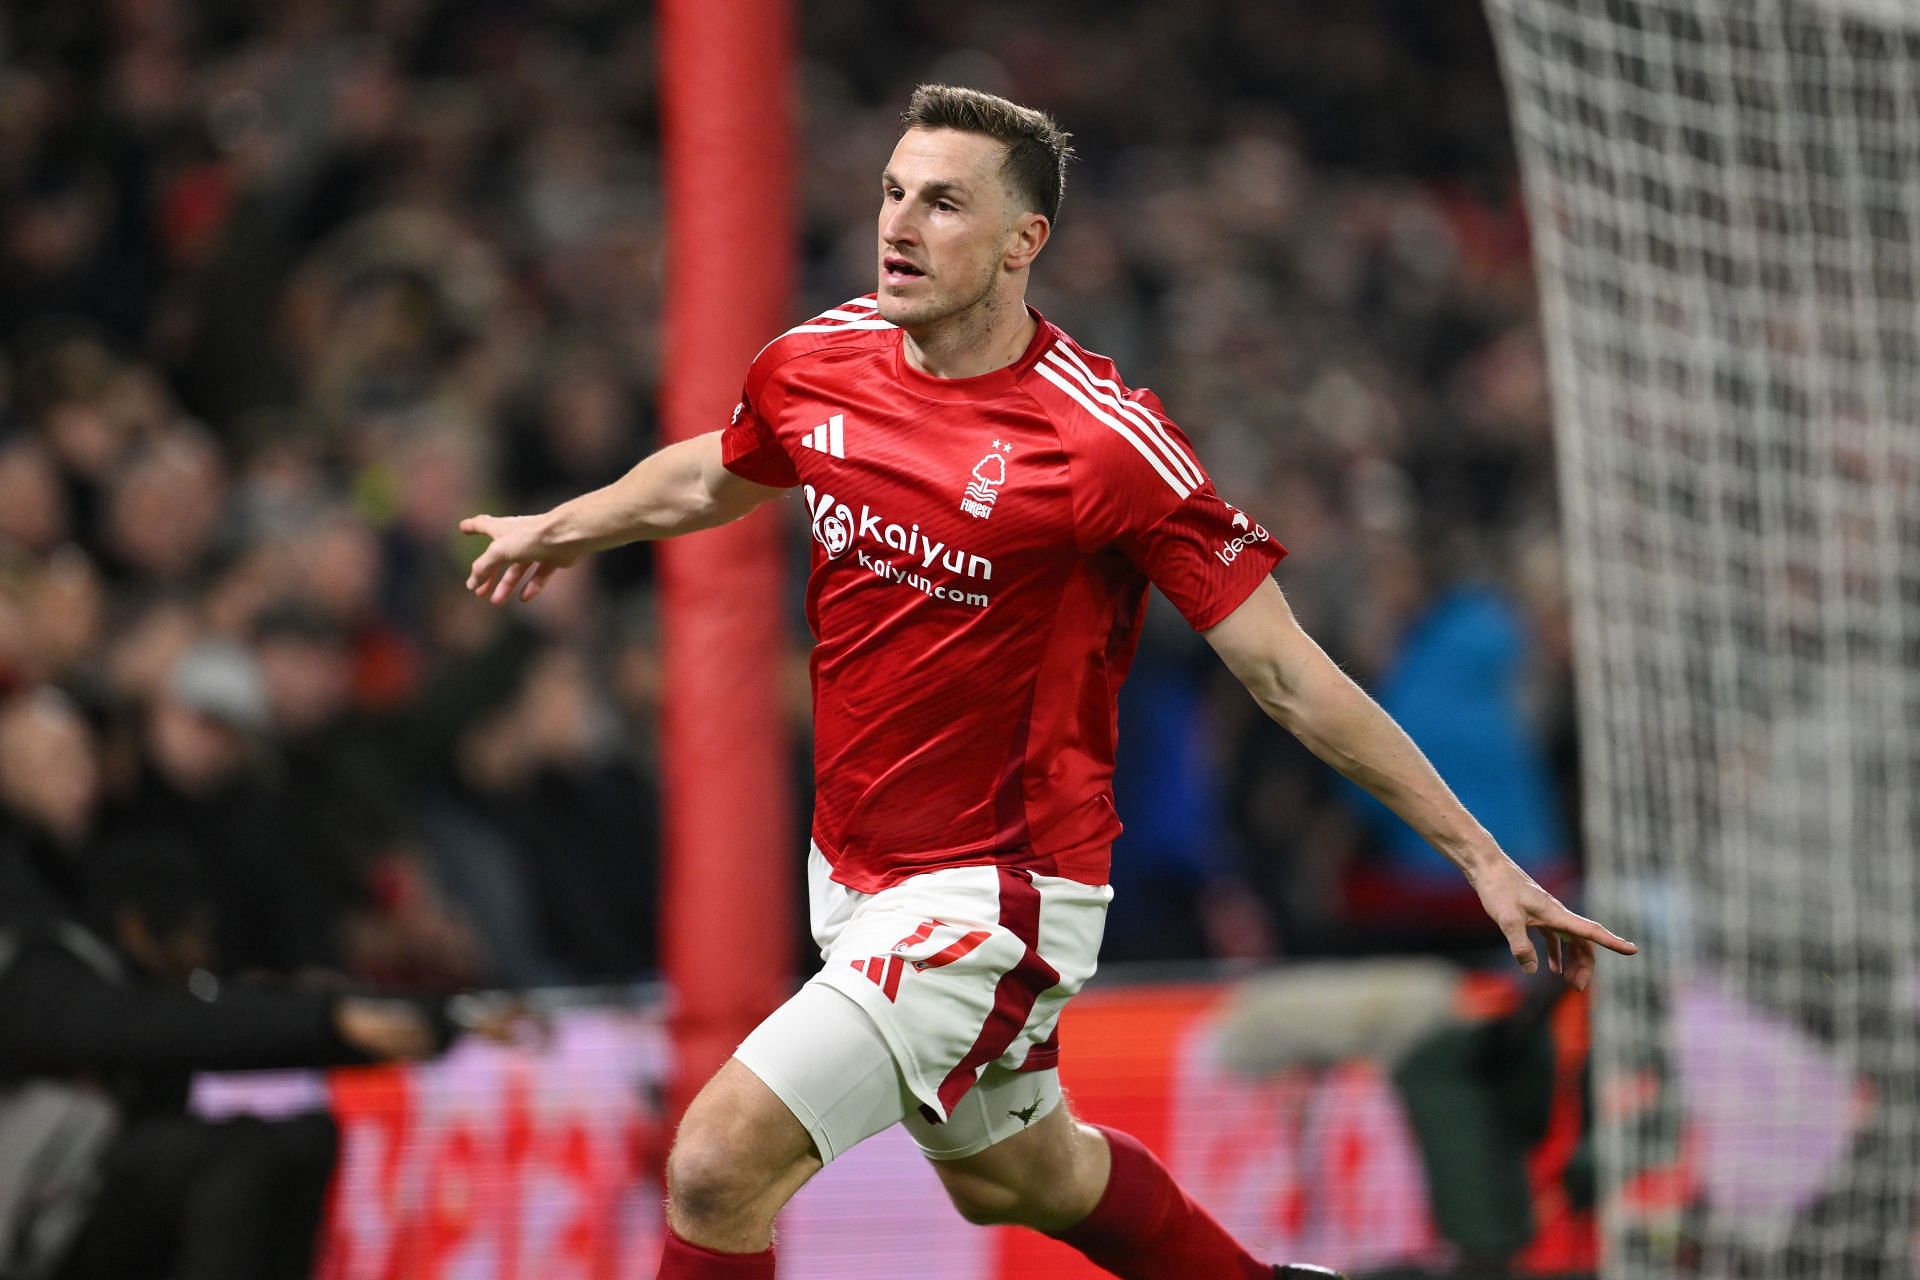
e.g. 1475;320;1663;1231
656;1225;775;1279
1054;1127;1268;1280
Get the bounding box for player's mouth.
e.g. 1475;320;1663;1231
882;255;927;286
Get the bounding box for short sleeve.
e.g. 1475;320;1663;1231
1064;391;1286;631
1117;482;1286;630
720;387;799;489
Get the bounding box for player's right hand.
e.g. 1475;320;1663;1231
459;513;581;606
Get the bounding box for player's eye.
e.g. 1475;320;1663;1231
934;200;958;213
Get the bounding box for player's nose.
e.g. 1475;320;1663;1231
879;202;918;245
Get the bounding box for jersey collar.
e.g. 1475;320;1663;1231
890;305;1057;403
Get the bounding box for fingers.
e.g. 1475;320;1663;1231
520;562;557;602
469;558;511;601
466;546;502;595
1532;900;1636;988
1510;925;1605;990
491;562;529;606
1502;920;1538;974
1565;936;1598;991
1486;869;1638;985
465;550;561;608
1546;905;1638;957
461;515;517;604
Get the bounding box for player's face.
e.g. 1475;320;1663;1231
876;128;1024;329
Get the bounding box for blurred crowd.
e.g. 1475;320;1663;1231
0;0;1579;988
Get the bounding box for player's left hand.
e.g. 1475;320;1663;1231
1469;856;1637;991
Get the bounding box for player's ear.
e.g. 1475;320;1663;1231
1005;210;1050;271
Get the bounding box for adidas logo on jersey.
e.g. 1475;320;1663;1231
799;413;846;459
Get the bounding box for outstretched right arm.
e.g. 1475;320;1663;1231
461;430;786;605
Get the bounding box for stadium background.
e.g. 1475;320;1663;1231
0;1;1630;1277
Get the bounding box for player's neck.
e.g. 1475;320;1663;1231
899;290;1036;381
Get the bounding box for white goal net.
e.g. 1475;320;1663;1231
1482;1;1920;1276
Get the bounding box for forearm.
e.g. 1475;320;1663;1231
542;434;737;552
1210;587;1634;978
1207;583;1503;877
1248;640;1502;881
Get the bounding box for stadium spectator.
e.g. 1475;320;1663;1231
252;601;487;987
111;641;335;975
0;690;467;1280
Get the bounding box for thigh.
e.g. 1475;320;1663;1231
732;980;916;1164
919;1091;1110;1232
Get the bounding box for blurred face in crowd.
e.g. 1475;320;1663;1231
0;694;101;847
398;426;483;543
517;646;598;765
542;363;631;479
876;128;1048;333
104;433;226;580
148;695;249;795
26;550;105;678
256;632;353;736
300;514;383;624
105;601;199;704
43;400;124;482
0;441;69;551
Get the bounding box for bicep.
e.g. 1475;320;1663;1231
1201;578;1322;708
687;431;789;521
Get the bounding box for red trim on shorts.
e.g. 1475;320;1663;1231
934;867;1062;1116
1017;1025;1060;1073
892;919;943;951
915;929;992;970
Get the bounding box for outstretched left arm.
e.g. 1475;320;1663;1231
1202;578;1637;989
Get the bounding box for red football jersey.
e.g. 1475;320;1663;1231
721;295;1285;892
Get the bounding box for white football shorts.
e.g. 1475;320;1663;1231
733;843;1112;1164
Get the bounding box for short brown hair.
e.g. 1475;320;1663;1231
900;84;1074;224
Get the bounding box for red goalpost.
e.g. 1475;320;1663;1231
656;0;797;1120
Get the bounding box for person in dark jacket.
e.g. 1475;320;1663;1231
0;688;468;1280
109;641;340;976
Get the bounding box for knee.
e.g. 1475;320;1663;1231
665;1128;766;1228
664;1058;822;1244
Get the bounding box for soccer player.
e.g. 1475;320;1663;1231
462;84;1636;1280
